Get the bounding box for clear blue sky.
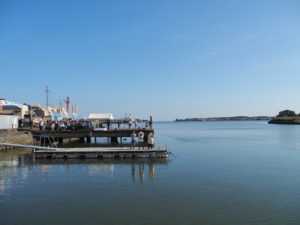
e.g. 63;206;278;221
1;0;300;120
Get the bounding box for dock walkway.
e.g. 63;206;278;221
0;142;168;159
34;147;168;159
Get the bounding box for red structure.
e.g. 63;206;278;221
64;96;71;113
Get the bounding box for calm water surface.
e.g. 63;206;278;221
1;121;300;225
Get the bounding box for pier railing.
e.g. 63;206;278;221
0;142;56;151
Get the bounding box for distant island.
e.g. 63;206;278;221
268;110;300;125
175;116;271;122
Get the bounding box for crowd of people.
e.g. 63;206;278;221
38;119;93;131
37;119;152;131
123;119;152;129
130;131;155;150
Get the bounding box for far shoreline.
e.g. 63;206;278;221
175;116;271;122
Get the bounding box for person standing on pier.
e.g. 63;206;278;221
138;131;144;149
149;115;153;128
51;122;55;131
130;131;136;149
39;120;44;131
148;132;155;149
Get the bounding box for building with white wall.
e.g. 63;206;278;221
0;114;18;129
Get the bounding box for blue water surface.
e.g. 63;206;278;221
1;121;300;225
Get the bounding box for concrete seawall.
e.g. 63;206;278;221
0;130;34;151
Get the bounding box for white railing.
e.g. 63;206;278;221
0;142;57;151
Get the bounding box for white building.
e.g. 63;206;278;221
0;99;29;118
0;114;18;129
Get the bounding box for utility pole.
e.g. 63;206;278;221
45;86;50;108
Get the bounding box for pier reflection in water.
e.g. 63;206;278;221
131;161;156;182
33;158;167;183
0;152;170;197
0;153;30;195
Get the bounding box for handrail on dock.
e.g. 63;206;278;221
0;142;57;151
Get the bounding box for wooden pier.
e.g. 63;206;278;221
0;142;168;159
29;128;154;138
33;147;168;159
19;128;155;144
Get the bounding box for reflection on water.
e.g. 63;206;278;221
88;164;114;176
0;152;170;197
131;162;156;182
4;122;300;225
0;153;29;195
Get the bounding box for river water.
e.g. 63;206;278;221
1;121;300;225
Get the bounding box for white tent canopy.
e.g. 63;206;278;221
87;113;114;120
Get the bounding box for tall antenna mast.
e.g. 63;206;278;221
45;86;50;107
64;96;71;113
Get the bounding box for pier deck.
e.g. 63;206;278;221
19;128;155;145
20;128;154;138
34;147;168;159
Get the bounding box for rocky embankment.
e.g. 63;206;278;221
268;118;300;125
